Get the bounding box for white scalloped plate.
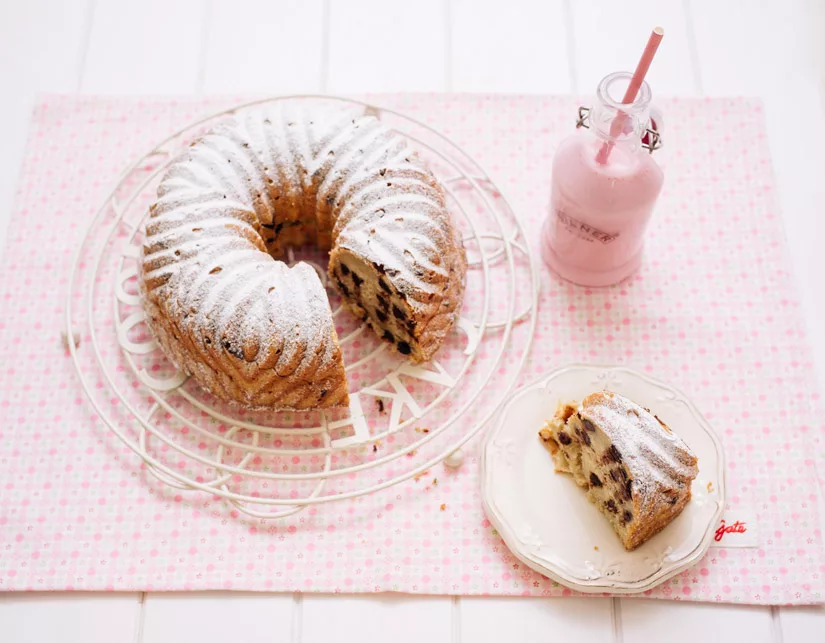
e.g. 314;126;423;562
481;364;725;594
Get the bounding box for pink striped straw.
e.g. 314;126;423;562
596;27;664;165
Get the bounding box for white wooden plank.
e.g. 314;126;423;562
450;0;570;94
81;0;204;93
0;0;89;90
0;593;141;643
203;0;325;94
570;0;696;96
461;597;613;643
780;606;825;643
142;592;294;643
621;599;774;642
302;595;452;643
327;0;447;93
691;0;818;96
0;0;89;257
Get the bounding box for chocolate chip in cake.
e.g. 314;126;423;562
379;278;391;293
340;263;350;276
589;473;602;487
663;488;680;505
351;271;363;287
603;444;623;464
383;330;394;343
576;427;591;446
582;418;597;432
221;339;243;360
392;304;406;321
336;280;350;297
397;341;411;355
619;483;632;502
557;431;572;446
625;479;633;499
622;510;633;524
605;499;618;513
377;295;390;311
376;309;388;323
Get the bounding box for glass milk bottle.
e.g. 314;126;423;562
541;72;664;287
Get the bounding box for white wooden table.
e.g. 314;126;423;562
1;0;824;640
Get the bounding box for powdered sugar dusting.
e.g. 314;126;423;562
140;102;466;408
580;391;699;516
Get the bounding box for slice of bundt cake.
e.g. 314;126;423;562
539;391;699;550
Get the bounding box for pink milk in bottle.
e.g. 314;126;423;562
541;72;664;287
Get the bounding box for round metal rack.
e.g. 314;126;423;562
65;95;539;520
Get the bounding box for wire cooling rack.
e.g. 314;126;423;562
66;95;539;519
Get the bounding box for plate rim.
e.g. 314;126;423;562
480;363;727;594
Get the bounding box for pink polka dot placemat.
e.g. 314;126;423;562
0;94;823;605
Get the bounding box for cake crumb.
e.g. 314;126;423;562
432;478;438;486
414;470;430;482
407;449;418;457
440;503;446;511
538;427;553;441
372;444;378;453
376;399;385;413
61;329;81;351
594;546;599;551
706;481;714;493
415;427;430;433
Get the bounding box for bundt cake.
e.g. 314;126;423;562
139;103;467;410
539;391;698;550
